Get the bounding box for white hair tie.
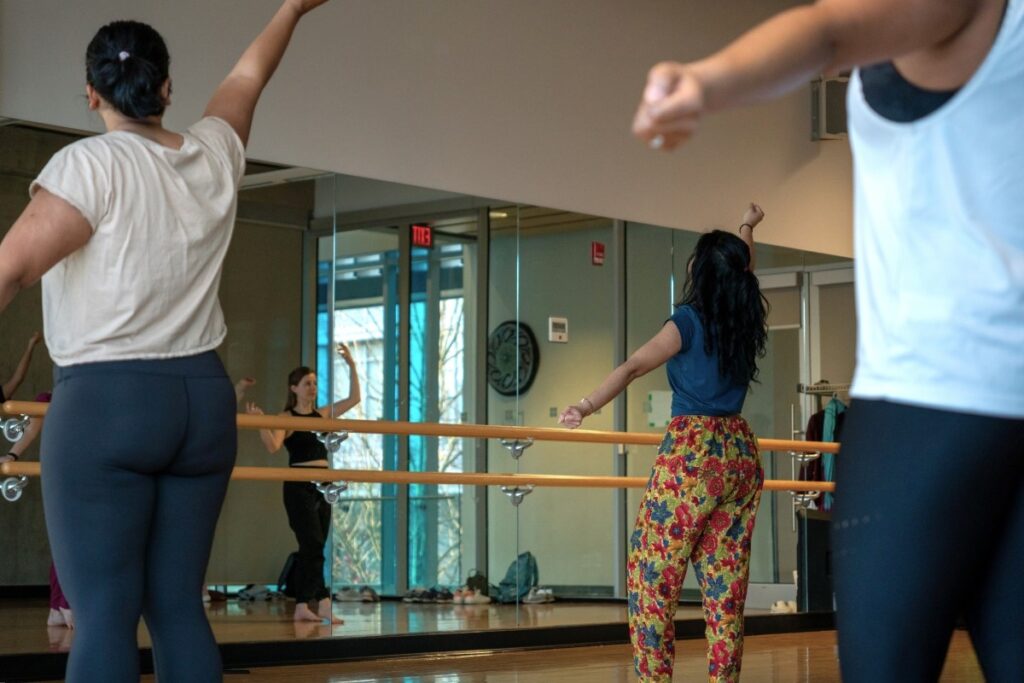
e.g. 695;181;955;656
118;50;130;62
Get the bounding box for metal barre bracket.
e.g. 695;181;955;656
2;476;28;503
790;450;821;466
313;481;349;504
2;415;30;443
500;485;534;507
499;438;533;460
315;431;349;454
792;491;821;512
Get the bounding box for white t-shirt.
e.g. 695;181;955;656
847;0;1024;418
30;117;245;366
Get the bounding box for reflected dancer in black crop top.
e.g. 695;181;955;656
246;343;361;623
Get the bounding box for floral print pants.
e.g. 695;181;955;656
628;415;764;682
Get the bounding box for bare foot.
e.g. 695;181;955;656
293;602;322;622
59;607;74;629
47;609;66;627
317;598;344;625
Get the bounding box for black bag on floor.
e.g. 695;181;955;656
277;552;299;598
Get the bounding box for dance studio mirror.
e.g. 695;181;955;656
0;120;853;663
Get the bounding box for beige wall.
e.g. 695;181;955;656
0;0;852;258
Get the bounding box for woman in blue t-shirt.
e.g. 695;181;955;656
560;203;767;683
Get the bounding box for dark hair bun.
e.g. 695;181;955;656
86;20;170;120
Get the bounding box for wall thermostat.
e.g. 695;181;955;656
548;316;568;343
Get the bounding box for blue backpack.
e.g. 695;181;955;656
497;551;539;603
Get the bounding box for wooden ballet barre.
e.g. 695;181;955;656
2;400;839;454
0;461;835;492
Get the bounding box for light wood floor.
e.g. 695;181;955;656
3;598;747;656
135;630;983;682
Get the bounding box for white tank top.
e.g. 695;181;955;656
847;0;1024;418
31;117;245;366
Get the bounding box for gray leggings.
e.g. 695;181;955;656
41;351;236;682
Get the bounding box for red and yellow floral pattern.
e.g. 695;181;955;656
627;415;764;683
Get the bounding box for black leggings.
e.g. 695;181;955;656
41;352;236;683
283;480;331;603
833;399;1024;682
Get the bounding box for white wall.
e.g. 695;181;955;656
0;0;852;257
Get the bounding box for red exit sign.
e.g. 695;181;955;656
411;224;433;248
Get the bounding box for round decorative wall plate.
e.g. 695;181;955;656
487;321;539;396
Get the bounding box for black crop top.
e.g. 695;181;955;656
283;408;328;467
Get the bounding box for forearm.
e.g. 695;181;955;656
7;417;42;458
225;4;304;97
739;223;756;271
258;429;282;454
580;361;643;417
691;6;838;112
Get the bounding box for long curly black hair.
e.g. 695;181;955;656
678;230;769;385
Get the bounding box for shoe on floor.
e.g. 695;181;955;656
333;587;363;602
462;589;491;604
358;586;380;602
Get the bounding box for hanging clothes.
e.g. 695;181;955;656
800;397;847;511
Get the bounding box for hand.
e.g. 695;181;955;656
0;454;14;465
285;0;331;16
28;332;42;349
741;203;764;228
336;343;354;364
245;402;265;416
558;406;585;430
632;62;706;152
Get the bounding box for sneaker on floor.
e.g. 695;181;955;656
523;587;547;604
358;586;380;602
333;587;363;602
237;584;270;601
434;587;455;603
463;589;491;604
402;588;428;603
538;588;555;603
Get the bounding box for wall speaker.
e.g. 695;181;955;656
811;76;849;140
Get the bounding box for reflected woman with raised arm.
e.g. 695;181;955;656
245;343;361;624
560;204;767;683
0;2;332;681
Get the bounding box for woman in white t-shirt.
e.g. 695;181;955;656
0;2;331;681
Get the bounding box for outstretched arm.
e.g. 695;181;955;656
0;190;92;317
2;332;43;400
245;403;288;454
633;0;986;150
559;322;683;429
204;0;331;146
319;344;361;416
738;203;764;272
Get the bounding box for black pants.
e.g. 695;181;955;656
41;351;236;683
833;399;1024;682
283;480;331;603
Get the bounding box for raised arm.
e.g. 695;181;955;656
203;0;331;146
633;0;987;149
559;322;683;429
319;343;361;417
2;332;43;400
0;190;93;316
245;403;288;454
738;203;764;272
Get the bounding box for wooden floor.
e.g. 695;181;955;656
134;630;983;682
2;598;749;656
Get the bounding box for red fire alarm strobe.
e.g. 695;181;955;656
591;241;605;266
412;224;433;248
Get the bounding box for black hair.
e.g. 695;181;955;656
285;366;315;411
678;229;769;385
86;20;170;119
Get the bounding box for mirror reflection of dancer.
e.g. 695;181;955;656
561;205;767;682
633;2;1024;681
0;2;332;680
246;343;361;623
1;332;43;403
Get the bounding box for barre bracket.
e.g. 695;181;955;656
499;438;533;460
313;481;349;504
2;415;30;443
2;476;28;503
500;484;534;507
